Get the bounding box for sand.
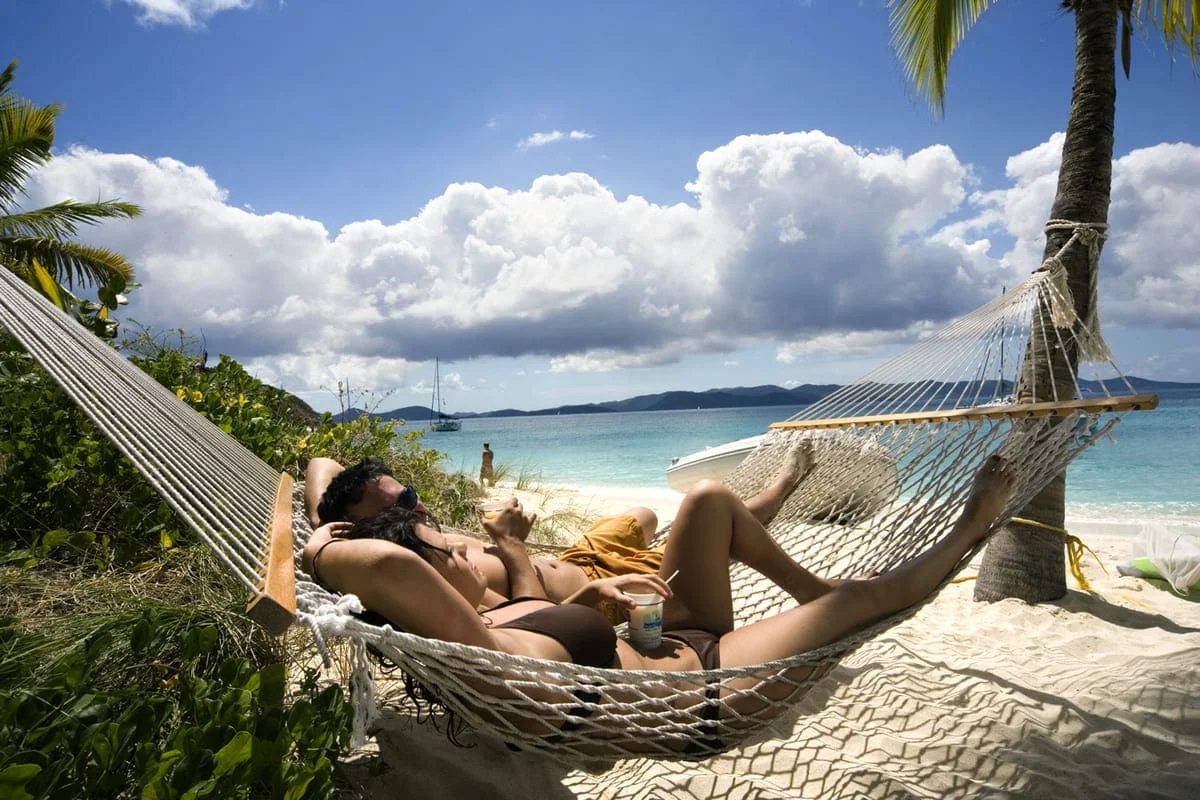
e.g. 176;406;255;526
337;482;1200;800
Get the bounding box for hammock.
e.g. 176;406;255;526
0;224;1157;763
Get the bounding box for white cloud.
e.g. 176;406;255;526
517;130;595;151
959;136;1200;329
776;322;937;362
114;0;254;28
22;132;1200;396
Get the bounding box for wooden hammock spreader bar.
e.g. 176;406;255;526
769;393;1159;432
246;473;297;635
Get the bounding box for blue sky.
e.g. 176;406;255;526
6;1;1199;413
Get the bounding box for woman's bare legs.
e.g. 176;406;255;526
659;447;829;634
718;454;1016;669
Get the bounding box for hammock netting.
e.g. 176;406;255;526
0;229;1155;764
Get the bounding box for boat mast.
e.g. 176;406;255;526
430;358;439;425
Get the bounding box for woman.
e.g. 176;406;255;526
305;453;1016;683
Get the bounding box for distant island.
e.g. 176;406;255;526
335;376;1200;424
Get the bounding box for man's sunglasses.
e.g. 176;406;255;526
396;483;419;511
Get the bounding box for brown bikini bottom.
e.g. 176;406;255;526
663;628;725;756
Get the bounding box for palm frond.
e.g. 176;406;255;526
0;200;143;241
1137;0;1200;65
0;97;60;209
29;258;66;309
888;0;998;116
0;60;16;97
1;236;136;287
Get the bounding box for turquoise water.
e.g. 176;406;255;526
415;396;1200;525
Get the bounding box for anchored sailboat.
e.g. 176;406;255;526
429;358;461;432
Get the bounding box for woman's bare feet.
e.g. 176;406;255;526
959;454;1018;544
745;439;816;524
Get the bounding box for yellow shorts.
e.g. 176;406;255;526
558;516;665;625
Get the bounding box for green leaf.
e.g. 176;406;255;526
211;730;253;777
38;528;71;553
181;778;218;800
247;663;287;708
282;767;316;800
0;763;41;800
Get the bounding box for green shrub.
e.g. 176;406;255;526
0;618;350;800
0;320;485;799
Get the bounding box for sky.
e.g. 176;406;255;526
4;0;1199;414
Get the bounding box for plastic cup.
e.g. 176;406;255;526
626;592;664;649
480;500;506;521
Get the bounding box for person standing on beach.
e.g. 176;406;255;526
480;442;494;487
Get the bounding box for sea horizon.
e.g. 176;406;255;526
414;398;1200;538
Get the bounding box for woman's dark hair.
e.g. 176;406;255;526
347;504;445;560
316;457;394;525
348;503;469;744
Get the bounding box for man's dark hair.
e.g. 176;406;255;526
317;457;394;525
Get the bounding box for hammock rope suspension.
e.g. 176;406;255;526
0;225;1156;761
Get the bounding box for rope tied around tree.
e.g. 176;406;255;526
1037;219;1112;362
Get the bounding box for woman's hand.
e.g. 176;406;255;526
480;497;535;543
565;574;673;610
314;521;354;540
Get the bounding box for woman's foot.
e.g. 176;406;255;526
746;439;816;524
959;454;1018;544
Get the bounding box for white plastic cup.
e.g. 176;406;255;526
626;592;664;649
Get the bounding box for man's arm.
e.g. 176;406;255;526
483;501;545;600
304;457;345;528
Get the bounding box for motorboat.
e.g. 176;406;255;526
666;434;763;492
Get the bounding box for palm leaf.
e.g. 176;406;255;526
0;200;143;241
0;97;60;210
1137;0;1200;64
1;236;136;287
0;61;15;94
29;258;66;309
888;0;998;116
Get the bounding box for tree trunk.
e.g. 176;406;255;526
974;0;1118;603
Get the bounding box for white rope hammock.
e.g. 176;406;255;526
0;222;1157;764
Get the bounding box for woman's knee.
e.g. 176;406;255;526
624;507;658;545
687;479;737;505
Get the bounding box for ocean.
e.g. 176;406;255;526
415;394;1200;535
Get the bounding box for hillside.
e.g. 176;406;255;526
333;376;1200;423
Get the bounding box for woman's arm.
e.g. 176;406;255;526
317;536;499;650
304;457;345;527
561;574;673;609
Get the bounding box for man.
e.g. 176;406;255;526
303;451;807;622
480;442;494;486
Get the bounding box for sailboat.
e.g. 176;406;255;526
429;358;461;432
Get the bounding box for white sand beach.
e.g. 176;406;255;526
338;482;1200;800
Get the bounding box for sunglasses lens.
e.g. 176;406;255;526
398;484;419;510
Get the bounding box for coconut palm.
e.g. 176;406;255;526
889;1;1198;601
1;59;141;309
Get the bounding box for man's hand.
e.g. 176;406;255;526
480;497;535;543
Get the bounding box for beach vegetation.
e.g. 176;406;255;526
0;59;142;339
888;0;1199;602
0;321;479;797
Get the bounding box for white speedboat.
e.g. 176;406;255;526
666;434;763;492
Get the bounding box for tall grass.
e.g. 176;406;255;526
1;545;283;690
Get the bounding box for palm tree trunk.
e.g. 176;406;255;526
974;0;1118;602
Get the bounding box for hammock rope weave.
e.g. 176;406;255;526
0;222;1157;763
